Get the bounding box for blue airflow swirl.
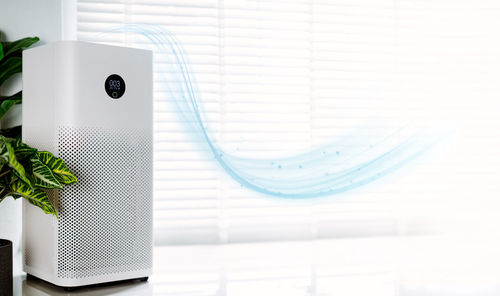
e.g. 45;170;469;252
104;24;443;198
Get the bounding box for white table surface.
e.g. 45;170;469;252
14;235;500;296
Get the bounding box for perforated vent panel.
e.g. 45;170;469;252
56;126;152;279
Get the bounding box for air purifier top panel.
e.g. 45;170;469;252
23;41;152;130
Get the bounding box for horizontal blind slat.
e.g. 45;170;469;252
75;0;497;245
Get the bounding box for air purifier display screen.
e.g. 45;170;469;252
105;74;126;99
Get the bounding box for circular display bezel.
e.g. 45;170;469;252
105;74;126;99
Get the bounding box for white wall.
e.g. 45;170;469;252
0;0;68;275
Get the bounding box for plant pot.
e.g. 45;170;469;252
0;239;12;296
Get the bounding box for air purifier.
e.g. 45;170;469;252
22;41;153;289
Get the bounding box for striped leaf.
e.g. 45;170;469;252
37;151;77;185
13;137;37;160
11;180;56;216
0;137;31;187
31;157;62;189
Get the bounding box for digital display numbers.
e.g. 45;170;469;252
109;80;121;90
105;74;126;99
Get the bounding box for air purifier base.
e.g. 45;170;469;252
26;273;149;291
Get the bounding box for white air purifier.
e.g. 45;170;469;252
22;41;153;289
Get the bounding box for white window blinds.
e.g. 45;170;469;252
73;0;500;245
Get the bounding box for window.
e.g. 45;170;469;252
72;0;500;244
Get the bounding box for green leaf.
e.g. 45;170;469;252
0;42;3;61
1;37;39;58
0;99;20;121
37;151;77;185
30;157;62;189
13;138;36;160
0;174;9;202
0;136;31;187
11;180;57;216
0;91;22;121
0;56;21;86
0;91;22;104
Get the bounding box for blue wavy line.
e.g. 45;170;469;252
104;24;442;198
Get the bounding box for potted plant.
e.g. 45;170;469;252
0;36;77;295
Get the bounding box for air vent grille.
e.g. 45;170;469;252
56;126;152;279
